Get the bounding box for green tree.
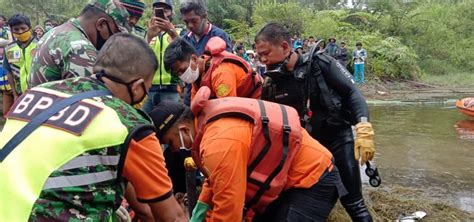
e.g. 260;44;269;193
1;0;88;25
252;2;308;35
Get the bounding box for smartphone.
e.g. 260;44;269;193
154;8;166;20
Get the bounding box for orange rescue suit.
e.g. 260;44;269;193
190;89;334;221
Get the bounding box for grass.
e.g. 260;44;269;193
328;186;473;221
420;71;474;88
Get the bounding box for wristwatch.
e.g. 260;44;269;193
359;117;368;123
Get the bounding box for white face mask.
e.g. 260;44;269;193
178;128;194;151
179;57;199;84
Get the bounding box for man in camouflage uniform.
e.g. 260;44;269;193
0;33;187;221
28;0;130;88
121;0;147;38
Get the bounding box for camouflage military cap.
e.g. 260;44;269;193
89;0;131;33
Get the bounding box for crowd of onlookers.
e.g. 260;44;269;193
0;15;59;42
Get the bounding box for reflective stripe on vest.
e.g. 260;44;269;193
10;63;20;76
0;68;12;91
58;155;120;171
43;170;117;190
0;87;128;222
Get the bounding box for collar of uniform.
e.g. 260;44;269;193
17;37;36;49
69;18;90;41
87;76;112;92
187;23;213;38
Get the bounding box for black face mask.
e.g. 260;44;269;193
264;52;293;79
96;22;114;50
96;71;148;105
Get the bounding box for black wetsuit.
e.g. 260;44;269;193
261;51;373;222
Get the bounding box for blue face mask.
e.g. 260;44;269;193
44;25;53;32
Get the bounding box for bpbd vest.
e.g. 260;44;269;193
191;87;301;213
5;39;37;94
197;37;262;99
0;87;130;221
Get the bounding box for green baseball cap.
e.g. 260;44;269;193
89;0;131;33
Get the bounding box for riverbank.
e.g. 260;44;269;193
329;185;473;221
336;77;474;221
359;74;474;102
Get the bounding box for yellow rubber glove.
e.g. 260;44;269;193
354;122;376;165
184;157;197;170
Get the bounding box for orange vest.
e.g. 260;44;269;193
191;87;301;213
197;37;262;99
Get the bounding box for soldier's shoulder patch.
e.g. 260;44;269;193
216;84;230;97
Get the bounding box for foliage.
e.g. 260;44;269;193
0;0;88;25
252;2;308;36
1;0;473;80
369;37;419;80
247;0;474;80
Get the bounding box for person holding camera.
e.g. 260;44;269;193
142;0;181;114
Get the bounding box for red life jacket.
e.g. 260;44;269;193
196;37;262;99
191;87;302;213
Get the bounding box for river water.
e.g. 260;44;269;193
368;102;474;213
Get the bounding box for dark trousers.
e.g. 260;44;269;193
311;127;373;222
254;168;345;222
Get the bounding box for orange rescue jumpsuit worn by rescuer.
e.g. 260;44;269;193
192;37;262;100
162;36;263;209
150;87;347;222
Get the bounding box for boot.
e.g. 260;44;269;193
341;198;373;222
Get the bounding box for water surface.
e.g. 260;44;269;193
369;104;474;213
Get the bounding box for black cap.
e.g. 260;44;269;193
149;101;185;139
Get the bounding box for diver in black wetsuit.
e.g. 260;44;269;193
255;23;376;222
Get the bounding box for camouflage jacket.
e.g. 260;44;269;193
28;18;97;89
0;27;10;40
29;77;151;221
